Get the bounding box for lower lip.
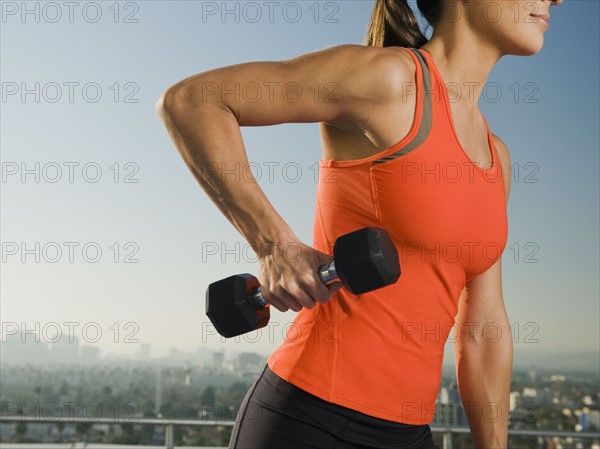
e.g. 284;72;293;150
531;15;549;26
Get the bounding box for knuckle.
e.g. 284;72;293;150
271;284;285;297
286;282;303;298
304;278;330;302
288;283;316;309
260;287;271;300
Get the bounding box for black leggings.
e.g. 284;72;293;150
228;364;440;449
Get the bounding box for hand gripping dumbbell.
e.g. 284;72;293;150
205;227;400;338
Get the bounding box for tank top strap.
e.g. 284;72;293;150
370;47;434;165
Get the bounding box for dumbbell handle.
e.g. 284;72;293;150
249;261;339;308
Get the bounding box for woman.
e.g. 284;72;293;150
156;0;563;447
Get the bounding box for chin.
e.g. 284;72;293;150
506;34;545;56
514;45;544;56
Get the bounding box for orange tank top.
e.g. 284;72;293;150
267;47;508;425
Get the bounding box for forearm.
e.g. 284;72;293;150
157;93;298;258
455;324;513;448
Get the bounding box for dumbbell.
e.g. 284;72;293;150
205;227;400;338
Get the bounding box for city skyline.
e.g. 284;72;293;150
2;328;599;375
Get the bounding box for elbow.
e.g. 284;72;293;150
155;83;232;122
154;91;167;120
156;77;202;122
155;81;237;130
155;85;183;122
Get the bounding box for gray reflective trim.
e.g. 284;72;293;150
371;48;432;165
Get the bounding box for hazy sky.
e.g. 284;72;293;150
1;1;598;366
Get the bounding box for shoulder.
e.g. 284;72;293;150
320;44;416;71
491;133;511;169
317;44;417;100
491;133;512;202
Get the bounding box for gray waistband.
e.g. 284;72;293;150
371;48;433;165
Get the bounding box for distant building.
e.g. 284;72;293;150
528;365;537;383
550;374;566;404
510;391;521;411
1;331;49;364
522;387;537;398
589;410;600;429
445;381;467;426
579;411;589;431
51;335;80;364
537;387;554;405
169;347;182;360
212;351;225;370
136;343;151;360
238;352;264;373
80;345;100;364
439;387;449;405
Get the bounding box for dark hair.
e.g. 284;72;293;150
365;0;443;48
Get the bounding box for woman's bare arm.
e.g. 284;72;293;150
155;44;412;311
454;260;513;448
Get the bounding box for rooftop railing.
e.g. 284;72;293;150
1;416;598;449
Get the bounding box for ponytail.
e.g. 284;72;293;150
365;0;441;48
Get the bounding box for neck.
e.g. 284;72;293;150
419;23;502;114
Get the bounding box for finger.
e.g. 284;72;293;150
303;275;336;304
260;288;289;312
273;287;304;312
286;283;318;310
